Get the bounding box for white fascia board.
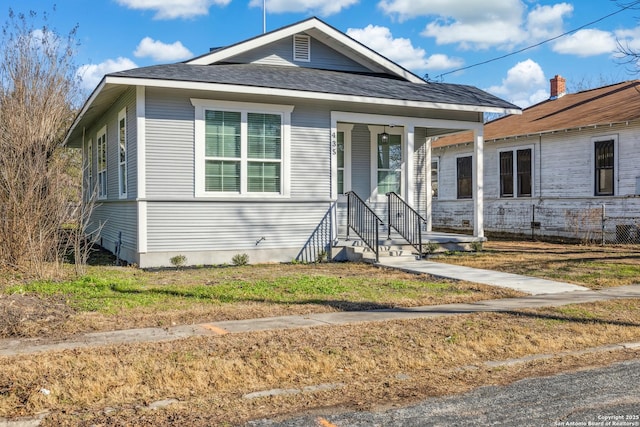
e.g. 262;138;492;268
105;76;520;115
63;78;107;145
186;18;426;84
187;19;321;65
333;111;485;133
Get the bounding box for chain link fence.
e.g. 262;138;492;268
484;204;640;244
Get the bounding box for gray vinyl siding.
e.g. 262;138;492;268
351;124;371;198
146;201;331;251
290;102;331;197
226;36;371;73
145;88;195;198
413;127;428;216
83;87;139;264
90;201;138;261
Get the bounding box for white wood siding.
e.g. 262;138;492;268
433;122;640;236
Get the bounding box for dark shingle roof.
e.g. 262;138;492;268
109;63;519;111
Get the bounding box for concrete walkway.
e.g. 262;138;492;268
379;258;589;294
2;284;639;357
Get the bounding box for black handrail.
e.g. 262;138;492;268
346;191;382;262
386;192;427;256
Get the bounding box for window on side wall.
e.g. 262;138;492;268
595;139;614;196
97;126;107;199
192;99;293;197
499;147;532;198
87;138;93;197
457;156;472;199
431;158;439;198
118;108;127;198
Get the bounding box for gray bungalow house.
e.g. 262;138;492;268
64;17;520;267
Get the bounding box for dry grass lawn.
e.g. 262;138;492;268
1;241;639;425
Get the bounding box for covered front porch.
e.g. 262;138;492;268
328;111;486;261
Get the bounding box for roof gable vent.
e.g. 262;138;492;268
293;34;310;62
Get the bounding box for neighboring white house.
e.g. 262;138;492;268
432;76;640;243
63;17;519;267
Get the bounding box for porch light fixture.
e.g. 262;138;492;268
380;126;390;143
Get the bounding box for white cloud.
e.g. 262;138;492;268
378;0;574;51
134;37;193;61
249;0;358;16
347;25;462;72
552;29;617;57
486;59;547;108
77;57;138;91
116;0;230;19
526;3;573;41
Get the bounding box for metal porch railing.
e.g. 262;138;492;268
346;191;383;262
386;191;427;256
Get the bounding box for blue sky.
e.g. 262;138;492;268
6;0;640;107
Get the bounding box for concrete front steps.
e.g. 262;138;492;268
332;231;485;263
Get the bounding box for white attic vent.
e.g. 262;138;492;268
293;34;310;62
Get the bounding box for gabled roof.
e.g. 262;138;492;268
64;17;521;147
433;80;640;148
186;17;426;84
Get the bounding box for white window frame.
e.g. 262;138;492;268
431;156;439;199
336;123;353;201
592;134;618;197
118;108;128;199
97;125;107;200
456;153;473;200
497;144;534;198
87;138;93;197
192;99;294;198
369;125;404;201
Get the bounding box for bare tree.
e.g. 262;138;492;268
0;8;81;277
615;1;640;75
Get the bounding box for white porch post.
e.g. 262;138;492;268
473;128;484;238
405;124;414;203
425;137;433;232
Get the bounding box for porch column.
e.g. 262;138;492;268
405;125;415;204
425;137;433;232
473;128;484;238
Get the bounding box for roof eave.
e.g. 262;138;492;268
106;75;520;114
63;78;107;147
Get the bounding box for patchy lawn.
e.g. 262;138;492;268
0;262;520;339
1;241;639;425
432;240;640;289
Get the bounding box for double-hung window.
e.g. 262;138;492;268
457;156;472;199
118;108;127;198
595;139;614;196
87;138;93;195
193;99;293;197
499;147;532;198
431;158;439;198
97;126;107;199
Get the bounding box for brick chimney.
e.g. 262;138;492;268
550;75;566;99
